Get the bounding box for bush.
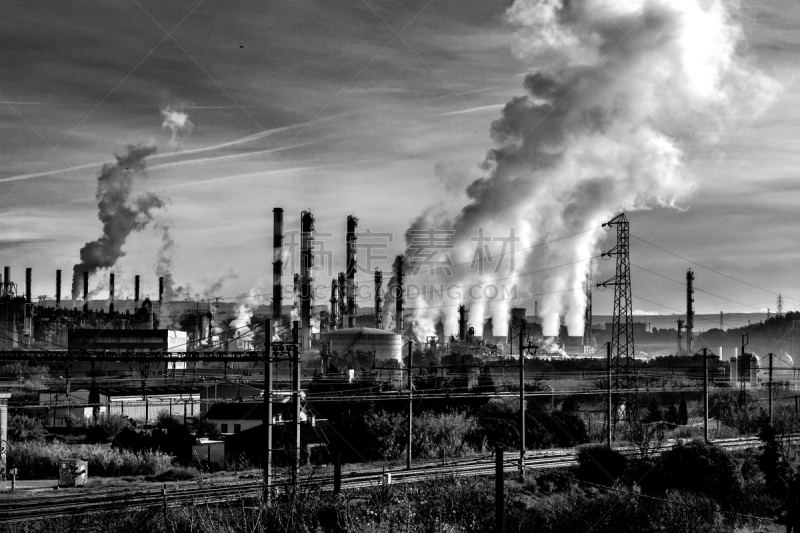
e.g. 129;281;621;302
84;414;132;444
642;439;744;509
151;466;198;482
361;409;406;461
8;441;173;479
576;444;628;485
412;411;478;459
8;414;47;443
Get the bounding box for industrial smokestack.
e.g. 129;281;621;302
330;278;338;331
458;303;466;342
134;275;140;307
3;267;9;298
686;269;694;354
273;208;284;323
677;318;684;356
300;210;315;351
56;270;61;308
109;273;115;314
25;268;31;304
346;215;358;328
337;272;346;329
583;272;592;346
374;269;383;329
394;255;404;336
83;271;89;313
159;277;164;304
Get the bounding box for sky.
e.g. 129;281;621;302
0;0;799;321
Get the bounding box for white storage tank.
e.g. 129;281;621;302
322;327;403;365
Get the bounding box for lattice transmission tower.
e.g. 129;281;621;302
597;213;635;436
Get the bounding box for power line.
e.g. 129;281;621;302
631;234;800;305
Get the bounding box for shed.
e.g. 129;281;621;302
191;439;225;464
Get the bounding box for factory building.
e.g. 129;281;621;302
38;386;200;427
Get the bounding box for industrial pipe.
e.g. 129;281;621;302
55;270;61;308
300;210;315;351
83;271;89;313
374;269;383;329
134;275;140;307
330;278;338;331
458;304;466;342
25;268;31;304
394;255;404;336
109;273;115;314
346;215;358;328
272;208;283;323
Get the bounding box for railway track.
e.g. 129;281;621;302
0;435;773;523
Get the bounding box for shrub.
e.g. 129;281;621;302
84;414;132;444
361;409;406;461
643;439;744;509
8;441;173;479
8;414;47;443
151;466;198;482
412;411;478;459
576;444;628;485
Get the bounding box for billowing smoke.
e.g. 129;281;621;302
71;145;164;300
229;288;263;345
161;105;193;143
155;223;194;302
155;223;238;311
405;0;776;339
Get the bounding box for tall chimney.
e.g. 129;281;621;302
337;272;347;329
300;210;315;351
346;215;358;328
3;266;9;297
134;275;140;307
159;277;164;304
109;273;115;314
329;278;338;331
273;208;284;324
374;269;383;329
394;255;404;336
56;270;61;308
676;318;684;355
583;272;592;346
686;269;694;354
458;303;466;342
83;271;89;313
25;268;31;304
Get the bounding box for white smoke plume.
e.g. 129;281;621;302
405;0;776;339
229;287;263;345
161;105;193;143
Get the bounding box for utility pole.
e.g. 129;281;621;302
768;352;774;425
263;319;272;504
407;341;414;470
741;333;749;404
495;447;504;533
516;321;536;473
701;348;709;443
292;320;300;488
519;321;525;473
606;341;612;447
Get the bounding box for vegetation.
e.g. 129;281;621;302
7;441;172;479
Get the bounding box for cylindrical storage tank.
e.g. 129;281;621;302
321;327;403;365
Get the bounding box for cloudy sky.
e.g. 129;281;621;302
0;0;798;322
